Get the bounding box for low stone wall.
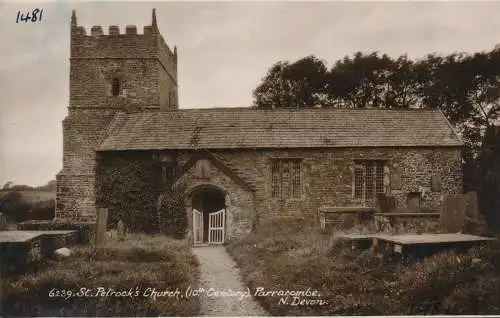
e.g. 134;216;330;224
1;231;79;276
321;211;441;234
17;220;95;244
374;213;441;234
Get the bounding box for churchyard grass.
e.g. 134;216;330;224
227;217;500;315
1;234;200;316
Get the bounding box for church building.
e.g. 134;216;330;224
56;10;463;244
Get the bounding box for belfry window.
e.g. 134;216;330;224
112;78;120;96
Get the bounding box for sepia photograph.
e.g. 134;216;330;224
0;0;499;316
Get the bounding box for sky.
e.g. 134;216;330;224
0;1;499;187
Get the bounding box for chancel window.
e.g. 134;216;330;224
112;78;120;96
271;158;302;198
354;160;386;201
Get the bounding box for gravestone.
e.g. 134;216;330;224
463;191;488;235
117;220;125;241
390;170;402;190
95;208;108;246
431;175;442;192
439;195;467;233
407;192;421;213
376;193;397;213
342;213;356;230
465;191;479;220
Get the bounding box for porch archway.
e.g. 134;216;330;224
186;185;227;244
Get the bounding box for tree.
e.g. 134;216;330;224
416;48;500;159
252;45;500;156
253;56;329;108
0;191;31;222
328;52;395;108
477;126;500;232
2;181;13;190
386;55;423;108
36;179;57;191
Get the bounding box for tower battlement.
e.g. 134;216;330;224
73;24;158;37
70;9;177;81
68;8;178;111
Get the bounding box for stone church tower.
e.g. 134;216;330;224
56;9;178;220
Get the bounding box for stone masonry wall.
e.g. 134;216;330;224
56;109;117;220
176;159;255;241
56;12;179;221
178;147;462;224
69;59;160;109
89;147;461;238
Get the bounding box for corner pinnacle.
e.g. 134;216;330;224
71;10;77;26
152;8;157;29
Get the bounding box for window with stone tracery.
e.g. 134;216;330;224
271;158;302;198
353;160;386;201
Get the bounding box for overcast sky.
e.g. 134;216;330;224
0;1;499;187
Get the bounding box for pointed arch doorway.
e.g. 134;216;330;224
191;186;226;245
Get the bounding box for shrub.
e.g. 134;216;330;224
27;199;55;220
396;240;500;315
227;216;500;316
1;190;31;221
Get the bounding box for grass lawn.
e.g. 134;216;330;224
227;217;500;316
1;234;200;316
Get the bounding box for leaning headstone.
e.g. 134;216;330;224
439;195;467;233
95;208;108;246
117;220;125;241
54;247;72;258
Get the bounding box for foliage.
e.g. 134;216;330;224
96;151;163;233
253;56;329;108
0;190;55;222
227;217;500;316
157;184;188;239
397;240;500;315
328;52;396;108
1;234;200;316
477;126;500;232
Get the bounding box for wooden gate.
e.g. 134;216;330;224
193;209;203;244
208;209;225;244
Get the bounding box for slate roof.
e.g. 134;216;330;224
98;107;463;151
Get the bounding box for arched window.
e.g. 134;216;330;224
112;78;120;96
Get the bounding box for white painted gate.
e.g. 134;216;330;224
193;209;203;244
208;209;225;244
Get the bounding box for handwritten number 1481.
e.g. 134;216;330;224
16;9;43;23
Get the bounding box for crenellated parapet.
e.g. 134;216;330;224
69;9;177;81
